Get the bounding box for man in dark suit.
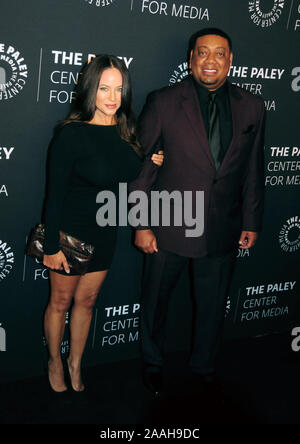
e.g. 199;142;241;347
130;28;265;396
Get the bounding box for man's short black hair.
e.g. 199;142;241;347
188;28;233;55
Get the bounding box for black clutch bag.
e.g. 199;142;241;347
26;224;95;275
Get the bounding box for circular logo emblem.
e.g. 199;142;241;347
0;240;14;281
248;0;285;28
84;0;114;7
169;61;189;86
0;44;28;101
279;216;300;253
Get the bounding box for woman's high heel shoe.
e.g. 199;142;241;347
47;360;68;394
66;357;85;392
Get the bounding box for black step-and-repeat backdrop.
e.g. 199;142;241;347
1;0;300;382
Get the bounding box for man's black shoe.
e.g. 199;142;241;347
142;365;163;397
192;372;225;406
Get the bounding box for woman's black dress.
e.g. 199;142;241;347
43;121;141;274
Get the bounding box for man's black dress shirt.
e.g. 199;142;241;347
193;78;233;168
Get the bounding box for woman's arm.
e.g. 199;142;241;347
43;124;77;272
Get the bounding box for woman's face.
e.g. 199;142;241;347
94;67;123;124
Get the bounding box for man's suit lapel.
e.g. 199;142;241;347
179;78;245;175
180;77;215;169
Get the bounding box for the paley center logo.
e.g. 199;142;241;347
279;216;300;253
0;43;28;100
248;0;285;28
0;239;14;281
83;0;114;7
169;61;189;85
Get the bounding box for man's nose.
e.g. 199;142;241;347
206;52;216;63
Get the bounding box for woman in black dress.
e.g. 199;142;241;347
42;55;163;393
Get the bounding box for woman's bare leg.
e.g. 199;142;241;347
67;270;108;391
44;271;80;392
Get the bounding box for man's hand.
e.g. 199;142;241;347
135;229;158;254
43;250;70;273
239;231;258;249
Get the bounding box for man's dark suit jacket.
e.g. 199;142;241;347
130;76;266;258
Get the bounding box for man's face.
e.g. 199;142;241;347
189;34;233;91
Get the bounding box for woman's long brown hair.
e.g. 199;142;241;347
59;54;142;157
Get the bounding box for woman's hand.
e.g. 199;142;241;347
43;250;70;274
151;150;164;167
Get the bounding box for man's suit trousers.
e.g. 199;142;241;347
140;248;236;374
